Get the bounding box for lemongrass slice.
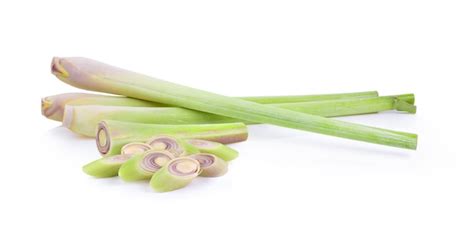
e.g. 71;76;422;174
51;57;417;150
118;150;174;181
61;94;415;137
190;154;228;177
96;120;247;156
146;135;199;157
150;157;201;192
121;142;152;155
82;154;133;178
185;139;239;161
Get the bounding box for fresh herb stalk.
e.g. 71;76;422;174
52;57;417;149
118;150;174;181
185;139;239;161
63;94;415;137
42;91;381;122
97;120;248;156
190;154;228;177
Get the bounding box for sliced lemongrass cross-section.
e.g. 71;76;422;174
190;154;228;177
51;57;417;150
42;91;380;122
118;150;174;181
82;154;133;178
185;139;239;161
96;120;248;156
121;142;153;155
150;157;201;192
146;135;199;157
63;94;415;137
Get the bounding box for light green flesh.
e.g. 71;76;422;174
118;154;153;181
83;156;130;178
149;167;196;192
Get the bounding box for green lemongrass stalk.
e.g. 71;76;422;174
42;93;164;121
82;154;133;178
63;94;415;137
190;154;228;177
150;157;201;192
118;150;174;181
185;139;239;161
42;91;381;122
121;142;153;155
97;120;248;156
52;57;417;149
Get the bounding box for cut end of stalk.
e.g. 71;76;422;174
96;121;111;155
146;135;185;157
191;153;215;168
51;57;69;78
140;151;174;173
121;142;152;155
168;158;201;176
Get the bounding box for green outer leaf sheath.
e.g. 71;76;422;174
64;94;415;137
149;157;201;192
52;57;417;150
96;120;248;156
118;150;174;181
42;91;380;122
82;154;133;178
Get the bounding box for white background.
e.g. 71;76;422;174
1;1;473;226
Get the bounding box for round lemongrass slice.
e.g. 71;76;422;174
121;142;152;155
83;154;132;178
118;150;174;181
190;154;228;177
186;139;239;161
147;135;198;157
150;157;201;192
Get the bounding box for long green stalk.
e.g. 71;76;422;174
52;57;417;149
42;91;381;122
97;120;248;156
63;95;415;137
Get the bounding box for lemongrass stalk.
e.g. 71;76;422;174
52;57;417;149
97;120;248;156
42;91;380;122
82;154;132;178
118;150;174;181
41;93;164;121
146;135;199;157
190;154;228;177
185;139;239;161
121;142;153;155
63;94;415;137
150;157;201;192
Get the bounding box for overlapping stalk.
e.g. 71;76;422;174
96;120;248;156
51;57;418;149
63;94;416;137
119;150;175;181
190;154;228;177
42;91;381;121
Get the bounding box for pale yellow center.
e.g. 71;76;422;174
175;161;198;174
154;156;170;166
98;129;107;147
150;142;167;150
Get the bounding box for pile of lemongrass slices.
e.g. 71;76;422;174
42;57;418;192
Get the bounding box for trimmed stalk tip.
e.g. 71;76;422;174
150;157;201;192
